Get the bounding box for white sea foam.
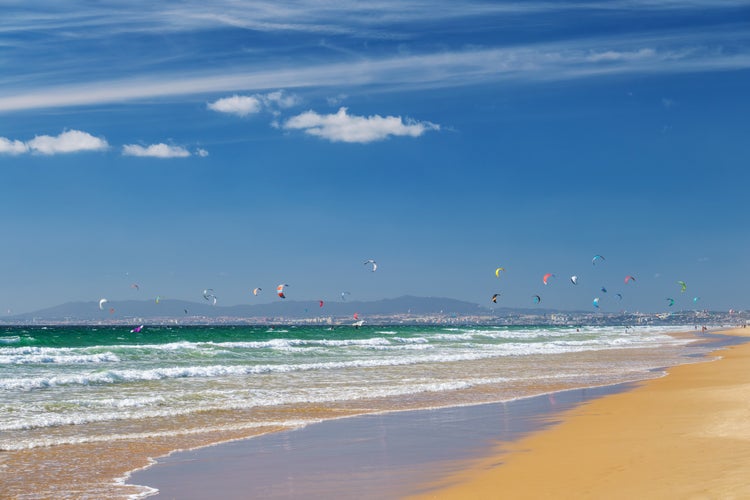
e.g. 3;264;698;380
0;329;689;392
1;374;526;434
0;419;315;450
202;337;400;349
0;352;120;364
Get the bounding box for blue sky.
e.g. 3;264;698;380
1;1;749;314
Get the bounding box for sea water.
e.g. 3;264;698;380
0;324;714;497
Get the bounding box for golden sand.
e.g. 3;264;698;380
410;328;750;499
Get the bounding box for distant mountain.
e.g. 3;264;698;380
4;296;479;321
4;295;558;322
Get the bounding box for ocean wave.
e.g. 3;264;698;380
0;419;314;450
1;373;521;434
2;365;657;438
202;337;398;349
0;336;20;344
0;352;120;365
0;334;687;391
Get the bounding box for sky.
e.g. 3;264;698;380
1;0;749;315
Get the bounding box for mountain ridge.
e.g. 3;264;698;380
4;295;571;321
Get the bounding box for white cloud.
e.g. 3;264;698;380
260;90;300;109
0;137;29;155
0;130;108;155
196;148;209;157
208;90;299;117
207;95;262;117
122;143;191;158
283;107;439;143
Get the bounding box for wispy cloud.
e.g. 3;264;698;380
3;1;746;37
0;130;108;155
282;107;439;143
585;48;656;62
1;30;749;113
122;143;192;158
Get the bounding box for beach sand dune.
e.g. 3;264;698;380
411;328;750;499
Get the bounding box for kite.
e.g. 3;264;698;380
130;325;144;333
532;295;541;304
252;287;262;296
319;300;324;308
543;273;555;285
625;275;636;284
495;267;505;278
570;276;578;285
99;298;108;310
593;297;600;308
616;293;623;301
601;287;607;293
202;289;217;305
592;254;605;265
155;296;161;304
666;297;675;307
131;283;140;291
491;293;500;303
341;291;351;301
693;296;700;304
677;281;687;293
353;312;359;320
277;284;289;299
364;259;378;272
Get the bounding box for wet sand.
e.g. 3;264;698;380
411;328;750;499
127;384;635;499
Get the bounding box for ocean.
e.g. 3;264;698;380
0;324;716;498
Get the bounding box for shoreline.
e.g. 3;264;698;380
410;327;750;499
126;383;640;499
124;329;743;498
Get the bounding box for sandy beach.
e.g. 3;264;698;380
411;328;750;499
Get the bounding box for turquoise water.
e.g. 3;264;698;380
0;323;709;498
0;324;698;447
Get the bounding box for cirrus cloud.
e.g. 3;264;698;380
282;107;439;143
0;130;108;155
122;143;191;158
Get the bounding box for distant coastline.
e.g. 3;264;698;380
1;295;745;327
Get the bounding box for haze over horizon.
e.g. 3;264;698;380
1;1;749;315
